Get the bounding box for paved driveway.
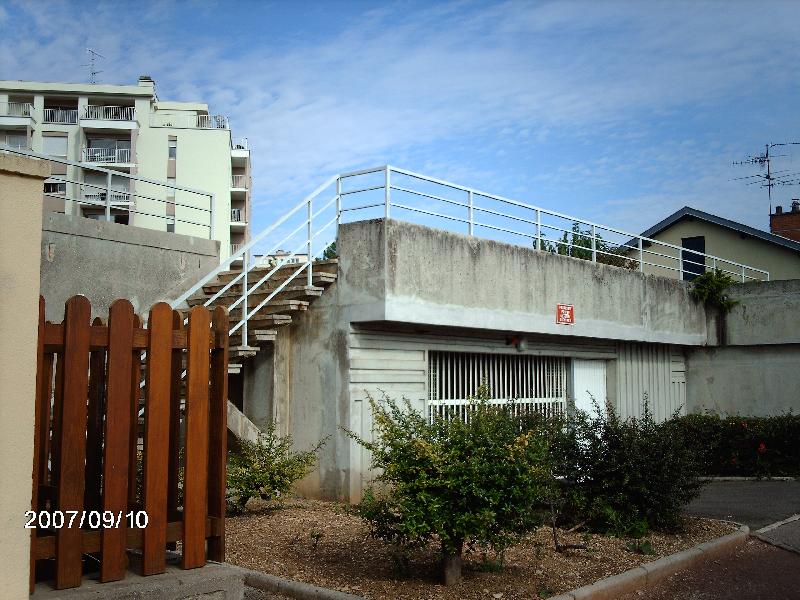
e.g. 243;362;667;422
685;480;800;529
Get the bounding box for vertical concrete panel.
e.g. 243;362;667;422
0;154;48;596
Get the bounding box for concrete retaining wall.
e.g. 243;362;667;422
40;212;219;319
685;280;800;416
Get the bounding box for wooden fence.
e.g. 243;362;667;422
30;295;229;590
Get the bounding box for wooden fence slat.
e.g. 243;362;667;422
128;315;142;508
182;306;211;569
37;349;54;489
50;348;65;488
141;303;173;575
31;297;46;592
100;300;135;583
85;317;106;512
167;311;184;529
207;306;229;562
55;295;92;589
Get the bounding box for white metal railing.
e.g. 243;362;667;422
0;102;33;118
0;146;216;238
231;208;243;222
150;113;229;129
231;175;247;188
83;105;136;121
231;242;243;254
169;164;770;347
82;147;132;163
43;108;78;124
231;137;248;150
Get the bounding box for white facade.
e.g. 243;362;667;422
0;77;251;259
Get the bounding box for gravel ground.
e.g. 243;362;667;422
227;499;736;600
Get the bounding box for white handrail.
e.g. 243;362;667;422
167;164;770;347
83;105;136;121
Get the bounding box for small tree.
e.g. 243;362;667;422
227;423;325;513
348;386;552;585
320;241;338;260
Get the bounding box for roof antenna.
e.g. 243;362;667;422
733;142;800;214
81;48;105;84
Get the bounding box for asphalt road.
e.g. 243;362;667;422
685;480;800;529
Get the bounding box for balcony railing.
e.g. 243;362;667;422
231;174;247;188
231;208;243;222
0;102;33;118
83;105;136;121
44;108;79;124
82;147;132;163
150;113;229;130
231;243;243;255
231;137;248;150
82;190;132;205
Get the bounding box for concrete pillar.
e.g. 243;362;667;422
0;153;49;598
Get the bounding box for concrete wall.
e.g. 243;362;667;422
685;280;800;416
40;212;219;320
347;219;709;345
252;219;713;502
0;153;49;598
641;218;800;281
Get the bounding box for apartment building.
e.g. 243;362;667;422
0;76;251;258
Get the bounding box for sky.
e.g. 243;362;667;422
2;0;799;236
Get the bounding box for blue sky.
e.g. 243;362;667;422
2;0;799;235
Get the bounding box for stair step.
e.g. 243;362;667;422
217;259;338;284
230;329;278;345
203;272;336;295
254;299;308;316
246;314;292;327
188;286;323;308
230;346;259;359
228;363;242;375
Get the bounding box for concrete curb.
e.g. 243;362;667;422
754;514;800;554
702;476;797;482
231;566;366;600
548;525;749;600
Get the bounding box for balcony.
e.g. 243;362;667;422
0;102;35;127
44;108;79;124
80;105;137;130
230;207;246;228
150;113;229;130
231;174;248;189
231;137;249;166
81;147;133;166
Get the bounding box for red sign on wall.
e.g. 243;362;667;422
556;304;574;325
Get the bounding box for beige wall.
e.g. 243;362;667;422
0;154;48;598
639;219;800;281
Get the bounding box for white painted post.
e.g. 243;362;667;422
536;209;541;251
591;224;597;263
638;237;644;272
307;196;313;287
242;248;249;347
741;265;746;282
209;193;216;240
105;171;112;222
468;190;474;236
384;165;391;219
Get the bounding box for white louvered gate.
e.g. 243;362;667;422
427;351;567;422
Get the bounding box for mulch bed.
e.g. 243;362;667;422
227;499;737;600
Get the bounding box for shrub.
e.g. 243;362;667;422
689;269;739;313
226;422;324;514
348;385;553;585
675;412;800;477
533;402;705;535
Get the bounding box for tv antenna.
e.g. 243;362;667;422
733;142;800;211
82;48;104;84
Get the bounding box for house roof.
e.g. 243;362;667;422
632;206;800;254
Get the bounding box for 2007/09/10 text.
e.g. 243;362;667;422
25;510;149;529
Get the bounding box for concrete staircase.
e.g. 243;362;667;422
182;259;339;440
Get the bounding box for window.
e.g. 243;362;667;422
44;179;66;195
681;236;706;281
168;139;177;159
3;133;28;149
42;135;68;158
166;222;175;233
428;351;567;422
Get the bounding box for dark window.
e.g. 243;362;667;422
681;236;706;281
